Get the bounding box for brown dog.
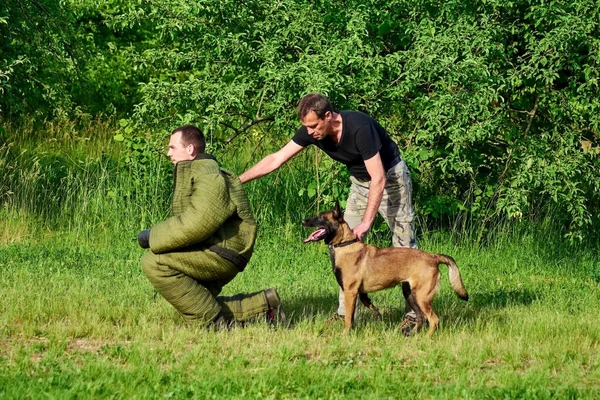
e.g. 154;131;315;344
302;202;469;336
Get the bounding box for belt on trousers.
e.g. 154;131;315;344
209;245;248;272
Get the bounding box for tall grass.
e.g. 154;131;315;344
1;121;334;247
3;120;584;249
0;121;172;246
1;122;599;398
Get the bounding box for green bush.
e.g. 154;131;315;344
108;0;599;240
2;0;599;240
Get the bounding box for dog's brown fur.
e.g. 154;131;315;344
302;203;469;336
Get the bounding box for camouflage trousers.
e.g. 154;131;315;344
142;250;270;325
337;159;417;316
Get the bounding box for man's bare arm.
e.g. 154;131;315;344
352;153;386;239
239;140;305;183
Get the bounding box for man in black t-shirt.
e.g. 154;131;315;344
240;93;418;335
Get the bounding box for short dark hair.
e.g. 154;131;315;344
297;93;333;120
171;125;205;154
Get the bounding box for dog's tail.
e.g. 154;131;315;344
436;254;469;301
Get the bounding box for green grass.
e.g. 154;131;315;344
1;226;599;399
1;122;600;398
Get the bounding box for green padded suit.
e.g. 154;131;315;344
141;154;270;325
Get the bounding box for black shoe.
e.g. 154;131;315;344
400;313;417;337
265;288;286;326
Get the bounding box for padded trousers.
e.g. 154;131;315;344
142;249;269;325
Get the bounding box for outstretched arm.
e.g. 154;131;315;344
240;140;305;183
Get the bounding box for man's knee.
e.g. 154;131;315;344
392;221;417;248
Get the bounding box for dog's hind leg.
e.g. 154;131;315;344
402;282;425;327
404;286;426;330
413;287;439;337
402;282;418;316
401;281;412;302
359;293;381;318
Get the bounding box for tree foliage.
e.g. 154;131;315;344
2;0;599;239
108;0;599;240
0;0;143;120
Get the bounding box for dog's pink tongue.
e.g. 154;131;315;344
303;228;327;243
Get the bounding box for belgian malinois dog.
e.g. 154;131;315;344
302;202;469;336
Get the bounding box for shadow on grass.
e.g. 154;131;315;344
469;287;539;309
280;286;542;332
436;287;541;331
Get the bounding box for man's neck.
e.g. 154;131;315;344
194;153;216;161
329;111;343;144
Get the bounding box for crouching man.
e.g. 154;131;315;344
138;125;284;328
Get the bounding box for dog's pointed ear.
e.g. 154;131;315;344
333;201;341;218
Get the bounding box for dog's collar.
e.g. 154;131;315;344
328;238;360;249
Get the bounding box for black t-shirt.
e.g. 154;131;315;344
292;110;401;180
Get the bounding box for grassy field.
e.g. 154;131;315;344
1;124;599;398
1;227;599;399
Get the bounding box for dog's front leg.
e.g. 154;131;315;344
343;290;359;334
359;293;381;318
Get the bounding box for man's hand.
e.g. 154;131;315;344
352;221;371;242
137;229;150;249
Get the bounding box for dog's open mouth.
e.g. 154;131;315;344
303;227;327;243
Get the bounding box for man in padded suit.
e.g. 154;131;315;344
239;93;418;336
138;125;284;329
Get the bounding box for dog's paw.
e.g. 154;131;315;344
325;313;345;324
369;307;382;318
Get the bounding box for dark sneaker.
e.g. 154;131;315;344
400;313;417;337
265;288;286;326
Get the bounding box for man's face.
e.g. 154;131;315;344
301;111;332;140
167;131;195;164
